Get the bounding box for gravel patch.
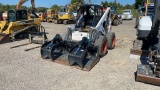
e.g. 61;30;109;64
0;19;159;90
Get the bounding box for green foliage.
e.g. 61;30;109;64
50;4;60;11
71;0;85;4
135;0;145;9
70;0;84;11
0;1;141;18
0;3;48;13
101;1;108;7
101;1;137;17
36;7;47;12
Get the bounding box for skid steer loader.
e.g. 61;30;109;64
41;4;116;71
132;0;160;86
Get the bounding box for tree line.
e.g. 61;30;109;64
0;0;145;17
0;0;85;13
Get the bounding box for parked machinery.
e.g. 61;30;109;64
0;0;44;44
54;6;75;24
46;9;58;22
54;2;82;25
110;6;122;26
37;12;47;22
41;4;116;71
132;0;160;86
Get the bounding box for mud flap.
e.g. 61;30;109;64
136;64;160;86
0;33;11;44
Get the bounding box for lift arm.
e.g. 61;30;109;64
96;7;111;35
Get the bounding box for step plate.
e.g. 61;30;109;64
136;64;160;86
129;49;149;60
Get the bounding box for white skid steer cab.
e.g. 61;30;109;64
40;4;116;71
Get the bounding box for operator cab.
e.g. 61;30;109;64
7;10;28;22
7;10;39;22
76;4;103;30
59;6;69;15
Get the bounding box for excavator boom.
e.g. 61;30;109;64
31;0;35;10
16;0;35;10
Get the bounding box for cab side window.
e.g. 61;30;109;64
16;10;27;21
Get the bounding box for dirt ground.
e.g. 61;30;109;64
0;19;159;90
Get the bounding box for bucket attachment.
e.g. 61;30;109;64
136;64;160;86
41;34;100;71
0;33;11;44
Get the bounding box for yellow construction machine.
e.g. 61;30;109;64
46;9;58;22
0;0;41;44
54;3;81;24
53;6;74;24
37;12;47;22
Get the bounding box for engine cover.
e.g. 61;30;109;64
138;16;152;31
72;31;90;41
137;16;152;38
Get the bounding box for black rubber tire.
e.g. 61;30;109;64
107;32;116;49
94;36;108;57
113;19;119;26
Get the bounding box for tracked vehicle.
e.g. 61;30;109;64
0;0;41;44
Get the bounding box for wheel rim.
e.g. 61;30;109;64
102;40;107;53
112;37;115;47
